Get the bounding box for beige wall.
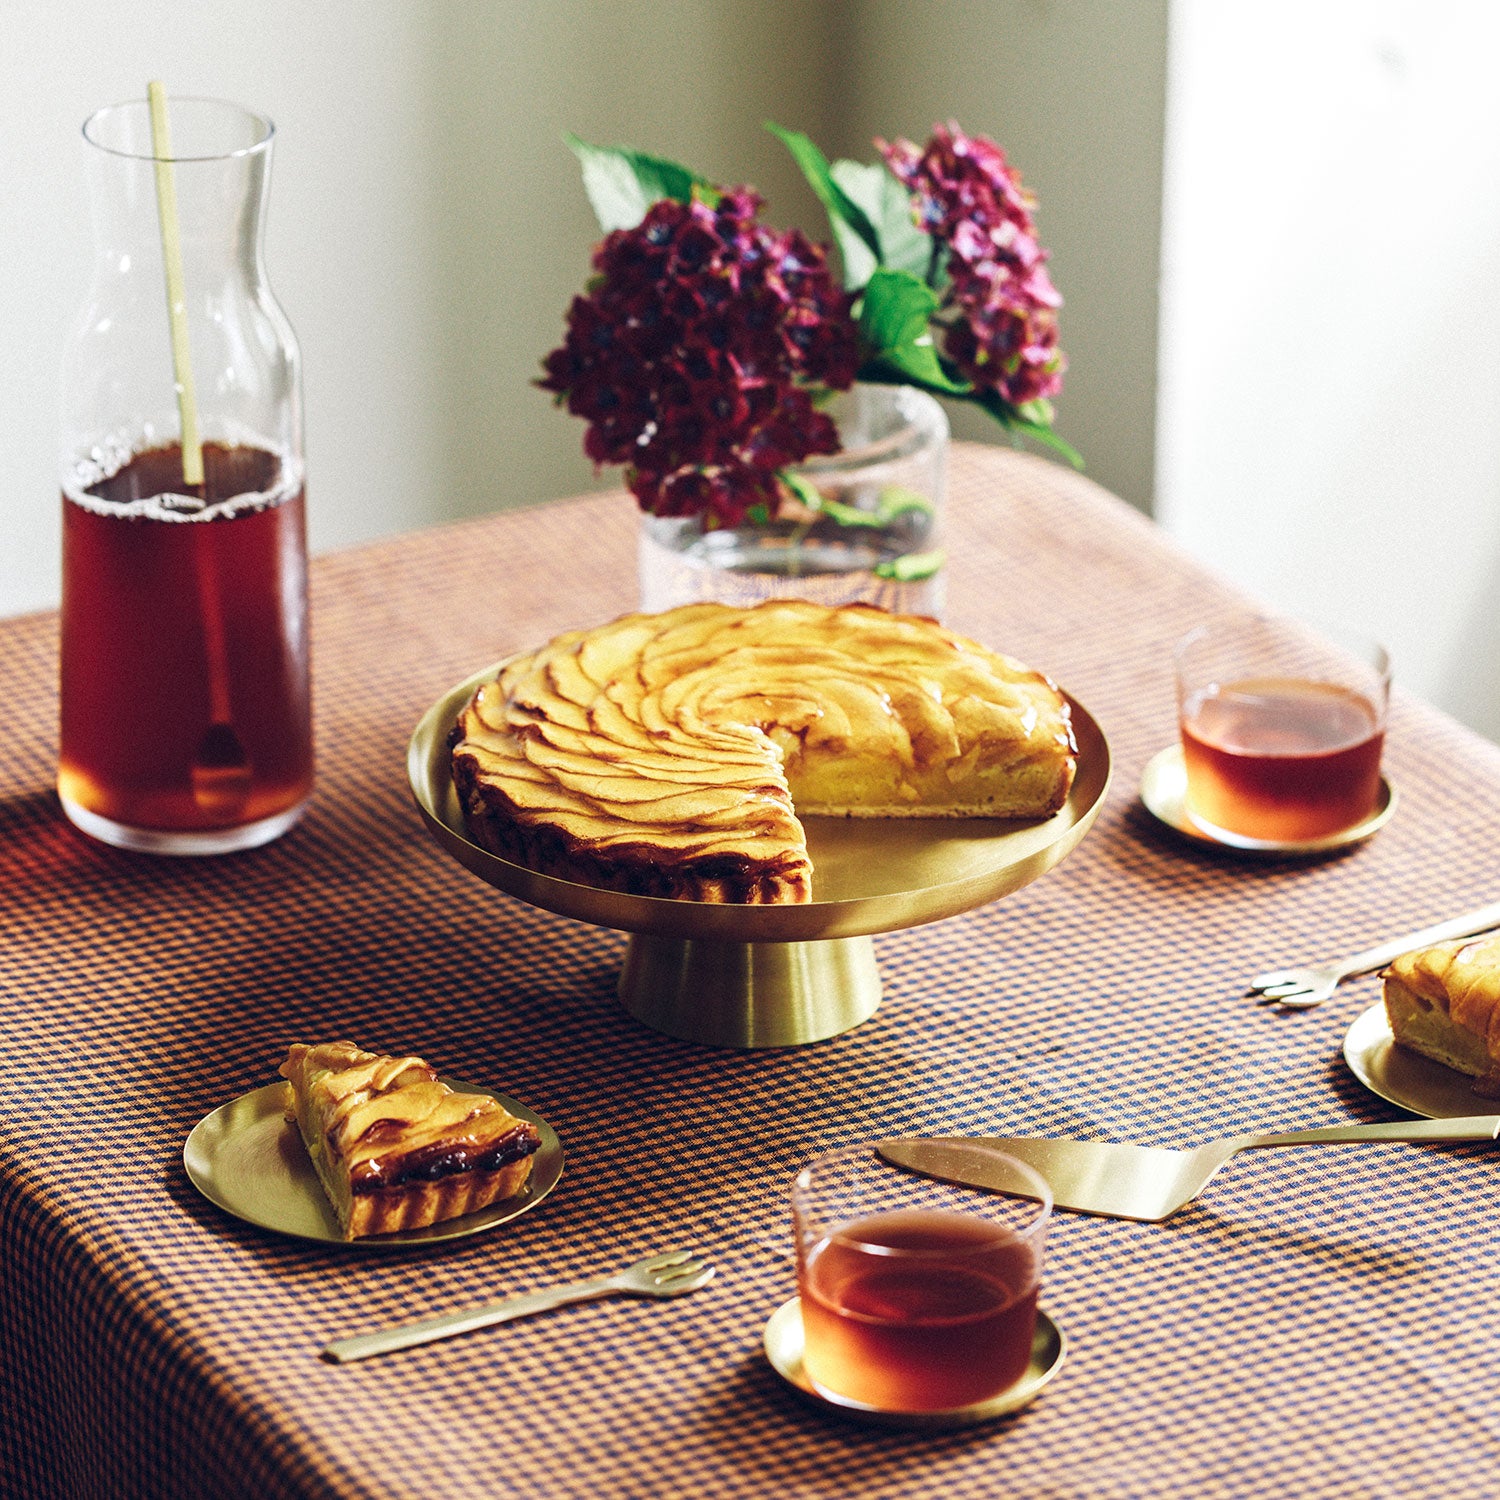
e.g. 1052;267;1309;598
830;0;1169;514
0;1;1164;616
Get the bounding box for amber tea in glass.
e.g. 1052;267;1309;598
792;1143;1051;1412
1175;618;1389;844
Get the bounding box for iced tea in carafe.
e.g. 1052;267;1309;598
59;94;312;854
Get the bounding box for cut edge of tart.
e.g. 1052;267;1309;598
1383;935;1500;1097
278;1041;543;1239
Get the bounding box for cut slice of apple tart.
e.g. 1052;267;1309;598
279;1041;542;1239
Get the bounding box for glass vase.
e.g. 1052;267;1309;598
637;383;949;618
59;95;311;855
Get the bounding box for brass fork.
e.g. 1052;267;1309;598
323;1251;714;1362
1248;899;1500;1009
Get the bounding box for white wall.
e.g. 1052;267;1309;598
1156;0;1500;738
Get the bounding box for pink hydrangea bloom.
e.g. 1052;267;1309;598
880;123;1065;407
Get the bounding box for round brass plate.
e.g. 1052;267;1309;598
183;1080;564;1247
407;663;1111;942
1343;1002;1488;1120
1139;744;1396;857
762;1296;1066;1427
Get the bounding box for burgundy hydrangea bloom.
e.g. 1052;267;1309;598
540;188;857;525
879;123;1065;407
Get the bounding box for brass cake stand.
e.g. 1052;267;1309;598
408;667;1110;1048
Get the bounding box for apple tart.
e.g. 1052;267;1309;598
279;1041;543;1239
1384;936;1500;1096
450;600;1077;903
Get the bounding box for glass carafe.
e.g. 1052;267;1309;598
59;96;312;854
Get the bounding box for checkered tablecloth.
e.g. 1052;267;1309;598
4;445;1500;1500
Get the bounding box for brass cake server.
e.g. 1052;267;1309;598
877;1117;1500;1223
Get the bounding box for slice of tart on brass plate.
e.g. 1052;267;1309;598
1382;935;1500;1097
278;1041;544;1240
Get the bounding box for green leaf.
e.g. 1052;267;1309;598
975;388;1085;468
828;159;932;284
857;270;972;395
564;133;716;233
858;268;936;351
866;340;970;393
875;549;946;582
873;485;935;523
811;496;883;530
765;123;882;287
779;469;826;513
774;475;936;533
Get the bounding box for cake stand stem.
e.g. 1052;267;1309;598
617;933;882;1048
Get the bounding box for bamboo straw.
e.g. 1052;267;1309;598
147;80;204;487
146;82;250;811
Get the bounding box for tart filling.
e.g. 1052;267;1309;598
279;1041;542;1238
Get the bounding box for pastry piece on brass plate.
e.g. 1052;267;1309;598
1248;898;1500;1009
1379;932;1500;1095
324;1250;714;1362
183;1062;563;1248
1344;1002;1500;1119
877;1117;1500;1223
279;1042;543;1240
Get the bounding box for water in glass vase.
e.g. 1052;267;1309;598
639;514;941;616
637;383;949;618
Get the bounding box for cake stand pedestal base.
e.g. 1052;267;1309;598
618;933;882;1048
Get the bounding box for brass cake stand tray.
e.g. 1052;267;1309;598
408;666;1111;1048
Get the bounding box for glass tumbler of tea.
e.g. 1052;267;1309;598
1174;616;1390;844
59;93;312;855
791;1143;1051;1413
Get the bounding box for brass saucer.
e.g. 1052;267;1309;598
409;665;1110;1047
1343;1002;1488;1120
1139;744;1396;857
183;1080;564;1247
762;1296;1066;1428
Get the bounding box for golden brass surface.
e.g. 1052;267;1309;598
1140;743;1396;856
183;1080;563;1247
879;1115;1500;1221
409;663;1110;1046
762;1297;1065;1426
617;933;882;1046
1344;1002;1494;1121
